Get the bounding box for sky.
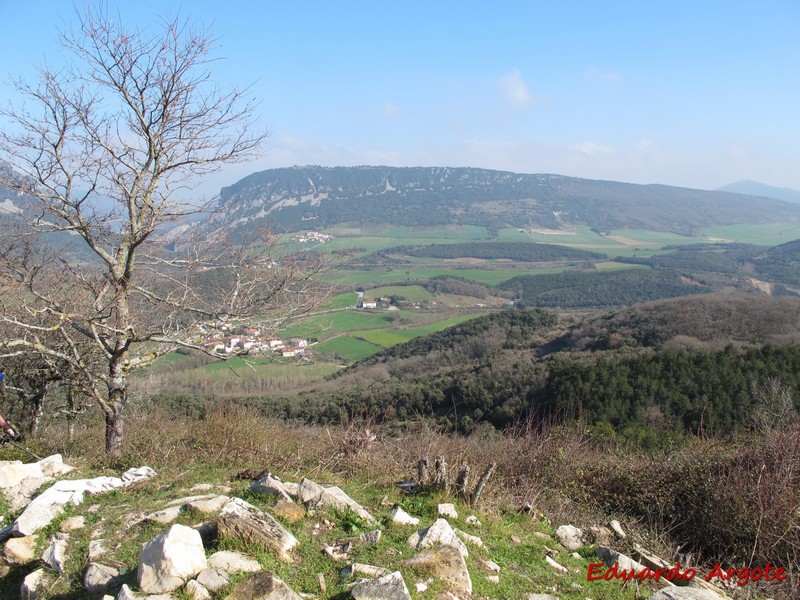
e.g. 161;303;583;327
1;1;799;198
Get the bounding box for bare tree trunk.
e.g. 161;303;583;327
28;385;47;437
105;360;127;458
105;402;124;459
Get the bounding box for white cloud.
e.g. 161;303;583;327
572;140;616;155
499;69;535;106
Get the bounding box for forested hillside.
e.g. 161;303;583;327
286;295;800;436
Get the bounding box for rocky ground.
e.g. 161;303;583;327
0;454;739;599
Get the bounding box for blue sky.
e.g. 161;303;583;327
2;1;799;197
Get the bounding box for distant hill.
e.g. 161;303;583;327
717;180;800;204
208;166;800;238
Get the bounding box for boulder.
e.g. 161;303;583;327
217;498;298;562
137;524;207;594
224;571;303;599
402;544;472;596
88;539;108;561
351;571;412;600
555;524;586;551
296;478;377;524
11;466;156;537
407;518;468;558
207;550;262;573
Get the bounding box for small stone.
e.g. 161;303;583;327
609;519;627;539
4;535;37;565
145;505;182;524
556;524;585;551
225;572;303;599
271;499;305;522
545;555;568;573
357;529;382;546
511;534;522;544
88;539;107;561
196;567;230;591
41;533;69;573
437;503;458;519
22;568;49;599
455;528;484;548
389;506;420;526
465;515;481;526
487;574;500;584
186;495;231;514
483;559;501;573
186;579;212;600
83;563;120;595
206;550;261;573
59;516;86;532
351;571;412;600
340;562;393;580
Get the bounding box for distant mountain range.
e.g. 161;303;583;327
208;166;800;238
717;180;800;204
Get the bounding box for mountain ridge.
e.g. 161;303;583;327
208;165;800;237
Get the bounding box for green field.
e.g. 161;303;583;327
322;266;572;287
321;292;359;310
701;223;800;246
314;335;384;362
362;285;433;301
593;261;651;271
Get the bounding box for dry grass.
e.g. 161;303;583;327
27;403;800;600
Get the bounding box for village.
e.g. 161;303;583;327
198;323;310;358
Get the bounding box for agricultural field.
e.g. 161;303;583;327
701;223;800;245
322;266;572;287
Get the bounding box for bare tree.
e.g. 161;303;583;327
0;7;326;457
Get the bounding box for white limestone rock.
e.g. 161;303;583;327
4;535;38;565
196;567;230;591
186;579;212;600
185;494;230;514
388;506;419;526
555;524;586;551
41;532;69;573
351;571;412;600
217;497;298;562
84;563;121;595
137;524;207;594
21;567;49;600
407;518;468;558
206;550;262;573
437;503;458;519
